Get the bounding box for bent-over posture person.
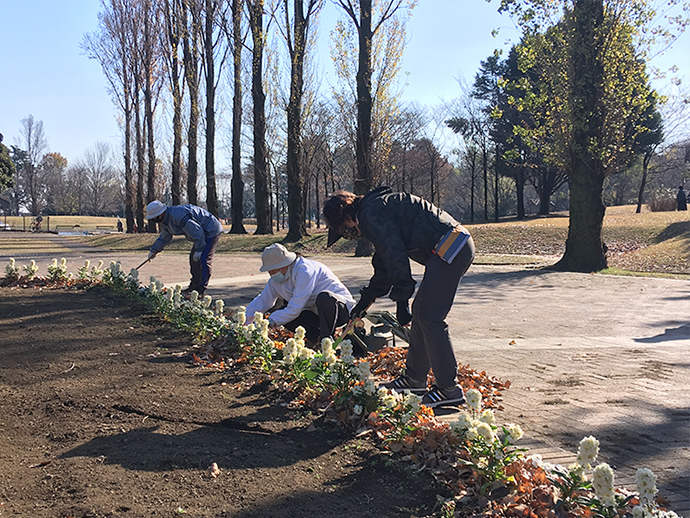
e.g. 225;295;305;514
323;187;475;408
145;201;223;296
245;243;355;345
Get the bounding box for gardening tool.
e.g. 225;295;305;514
135;258;150;271
365;311;411;344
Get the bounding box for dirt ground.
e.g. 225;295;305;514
0;286;444;518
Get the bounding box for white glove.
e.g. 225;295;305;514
192;251;202;262
148;250;157;261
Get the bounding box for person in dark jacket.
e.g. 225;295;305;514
323;187;475;408
677;186;687;211
145;201;224;295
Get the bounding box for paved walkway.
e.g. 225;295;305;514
2;232;689;515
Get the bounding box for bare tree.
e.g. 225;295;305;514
183;0;203;205
202;0;230;216
228;0;248;232
162;0;186;205
80;142;120;215
17;114;49;215
247;0;273;234
83;0;138;231
274;0;325;241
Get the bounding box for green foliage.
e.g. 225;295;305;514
46;258;70;283
4;259;20;280
450;389;526;493
0;139;16;192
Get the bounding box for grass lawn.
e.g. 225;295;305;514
2;205;688;275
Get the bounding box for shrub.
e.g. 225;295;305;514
647;189;676;212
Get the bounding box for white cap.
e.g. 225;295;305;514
145;200;166;220
259;243;296;272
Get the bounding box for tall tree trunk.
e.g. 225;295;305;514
516;168;525;220
482;143;488;221
204;0;219;216
124;88;135;233
494;149;499;222
230;0;247;233
554;0;607;272
353;0;374;256
285;0;309;242
144;0;158;233
636;151;652;213
249;0;272;234
183;1;200;205
135;74;146;232
166;0;183;205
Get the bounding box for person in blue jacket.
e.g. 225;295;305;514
145;201;224;295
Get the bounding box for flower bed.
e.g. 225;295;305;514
1;257;682;518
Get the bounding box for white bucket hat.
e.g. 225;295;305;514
145;200;167;220
260;243;297;272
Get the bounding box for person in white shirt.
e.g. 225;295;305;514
245;243;355;345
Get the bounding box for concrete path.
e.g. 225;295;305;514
2;232;689;515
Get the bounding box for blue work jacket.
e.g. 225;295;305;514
150;205;223;254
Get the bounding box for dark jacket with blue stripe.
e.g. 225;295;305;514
356;187;463;302
150;205;223;254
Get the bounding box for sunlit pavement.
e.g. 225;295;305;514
3;231;689;514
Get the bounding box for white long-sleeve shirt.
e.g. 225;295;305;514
245;256;355;326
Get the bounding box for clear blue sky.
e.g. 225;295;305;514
0;1;687;166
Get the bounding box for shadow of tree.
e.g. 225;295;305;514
635;323;690;343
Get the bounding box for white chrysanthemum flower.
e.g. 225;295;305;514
129;268;138;280
364;379;376;396
190;291;199;303
9;258;15;266
258;319;268;338
339;340;353;357
357;361;372;380
166;288;174;301
632;506;646;518
635;468;658;504
60;258;66;267
466;388;482;411
592;463;616;508
475;422;495;443
506;423;523;441
577;436;600;467
321;337;333;354
567;462;585;478
341;353;355;365
377;387;389;399
84;260;91;269
235;310;246;325
382;393;398;409
298;346;315;360
294;326;306;342
402;392;421;414
215;299;225;315
329;371;340;384
353;404;363;416
451;412;475;435
479;409;495;425
202;295;212;308
465;427;480;441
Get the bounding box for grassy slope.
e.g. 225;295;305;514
6;205;689;275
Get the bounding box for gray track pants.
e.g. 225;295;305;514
406;236;475;389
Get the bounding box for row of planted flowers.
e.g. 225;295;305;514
2;257;681;518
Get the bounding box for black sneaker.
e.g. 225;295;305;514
422;385;466;408
380;375;427;395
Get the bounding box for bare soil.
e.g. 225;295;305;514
0;286;444;518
